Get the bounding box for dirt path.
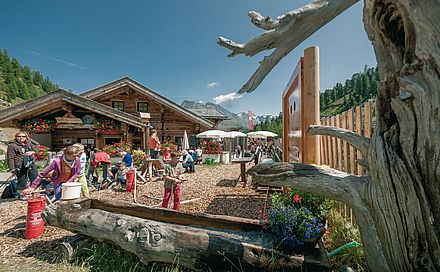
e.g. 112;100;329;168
0;163;268;271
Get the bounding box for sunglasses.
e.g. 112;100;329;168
17;136;27;138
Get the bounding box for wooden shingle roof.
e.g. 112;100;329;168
0;89;146;128
80;77;215;128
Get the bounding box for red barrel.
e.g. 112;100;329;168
25;196;46;239
126;170;135;192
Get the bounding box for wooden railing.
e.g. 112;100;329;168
320;99;375;225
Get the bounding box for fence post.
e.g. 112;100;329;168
355;105;363;175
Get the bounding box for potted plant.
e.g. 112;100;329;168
132;149;148;166
201;141;222;163
266;190;333;251
33;145;50;168
102;141;133;163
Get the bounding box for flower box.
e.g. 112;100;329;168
202;153;220;163
98;129;121;135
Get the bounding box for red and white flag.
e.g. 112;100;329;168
248;110;254;131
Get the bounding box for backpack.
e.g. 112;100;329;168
1;178;19;199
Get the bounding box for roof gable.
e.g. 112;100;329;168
0;89;145;128
80;77;214;128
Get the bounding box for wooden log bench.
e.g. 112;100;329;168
43;198;331;271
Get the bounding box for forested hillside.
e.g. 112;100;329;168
320;65;379;117
253;65;379;134
0;49;58;107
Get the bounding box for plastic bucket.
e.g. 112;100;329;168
61;183;82;200
25;196;46;239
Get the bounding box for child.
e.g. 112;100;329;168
162;152;185;211
73;143;89;197
115;162;128;188
23;145;81;201
162;147;171;163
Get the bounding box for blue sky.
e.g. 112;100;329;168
0;0;375;115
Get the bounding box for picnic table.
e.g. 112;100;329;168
231;156;254;187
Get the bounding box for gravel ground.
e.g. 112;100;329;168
0;163;269;271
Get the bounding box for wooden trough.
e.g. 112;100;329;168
42;198;330;271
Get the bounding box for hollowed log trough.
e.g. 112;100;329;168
42;198;330;271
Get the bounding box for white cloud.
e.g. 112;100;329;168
207;82;220;88
213;92;242;104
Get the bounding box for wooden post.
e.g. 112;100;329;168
364;101;372;138
302;46;320;164
355;105;363;175
322;118;328;165
341;112;348;172
336;114;343;171
331;116;337;169
347;109;355;175
241;163;246;187
327;118;333;167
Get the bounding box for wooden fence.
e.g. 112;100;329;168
320;100;375;225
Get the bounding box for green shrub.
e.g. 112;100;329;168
0;160;8;172
0;148;5;155
327;210;367;271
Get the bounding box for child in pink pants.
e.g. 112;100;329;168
162;152;185;210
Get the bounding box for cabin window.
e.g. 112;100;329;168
112;101;124;111
105;137;122;145
137;102;149;112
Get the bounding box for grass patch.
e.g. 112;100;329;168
327;210;367;271
73;241;191;272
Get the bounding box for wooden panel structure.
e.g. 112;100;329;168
319;100;376;225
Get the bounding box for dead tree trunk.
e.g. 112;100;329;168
219;0;440;270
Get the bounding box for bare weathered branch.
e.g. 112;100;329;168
239;47;289;93
308;125;371;156
247;11;278;30
247;162;367;208
218;0;359;93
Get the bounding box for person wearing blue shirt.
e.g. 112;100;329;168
119;150;133;168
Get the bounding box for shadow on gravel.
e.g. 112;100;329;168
19;235;79;264
216;179;238;187
1;221;26;238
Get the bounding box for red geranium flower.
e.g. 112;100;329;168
293;194;302;203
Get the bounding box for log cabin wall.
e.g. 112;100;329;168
93;87;208;142
51;129;96;150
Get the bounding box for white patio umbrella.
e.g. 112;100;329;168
183;130;190;150
225;131;247;138
196;130;229;139
247;131;278;138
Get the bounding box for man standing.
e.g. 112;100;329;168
7;132;38;199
